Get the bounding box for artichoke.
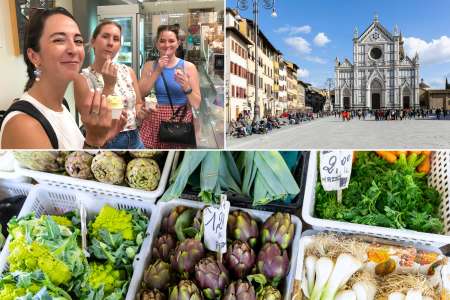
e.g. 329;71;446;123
227;210;259;248
169;280;203;300
65;151;94;179
14;151;67;172
126;158;161;191
138;289;166;300
162;206;197;241
257;243;290;287
223;280;256;300
130;151;161;158
225;240;255;279
194;257;229;299
152;234;177;262
171;238;205;278
257;286;281;300
162;206;189;235
143;259;171;291
261;212;295;250
91;151;126;184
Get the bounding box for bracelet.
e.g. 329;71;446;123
183;87;193;95
83;140;103;149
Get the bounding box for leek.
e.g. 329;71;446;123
305;255;317;295
310;257;334;300
405;290;422;300
352;281;376;300
320;253;362;300
335;290;357;300
388;292;406;300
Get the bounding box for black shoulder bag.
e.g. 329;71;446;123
0;100;58;149
158;71;196;146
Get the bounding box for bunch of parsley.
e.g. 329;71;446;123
315;151;443;233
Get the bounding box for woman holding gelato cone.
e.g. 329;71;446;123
75;20;145;149
139;24;201;149
0;8;124;149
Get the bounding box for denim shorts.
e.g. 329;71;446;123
105;128;145;149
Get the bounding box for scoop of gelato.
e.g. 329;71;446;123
65;151;94;179
107;95;123;109
91;151;126;185
126;158;161;191
14;151;67;172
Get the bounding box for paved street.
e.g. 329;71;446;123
226;116;450;149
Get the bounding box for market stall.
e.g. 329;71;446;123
0;150;449;299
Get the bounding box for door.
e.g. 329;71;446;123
372;93;381;109
97;4;144;78
403;96;410;109
344;97;350;109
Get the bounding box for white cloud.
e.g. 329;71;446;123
284;37;311;54
404;36;450;64
297;68;310;79
313;32;330;47
274;25;311;35
305;56;327;64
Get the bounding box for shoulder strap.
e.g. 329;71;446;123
0;100;58;149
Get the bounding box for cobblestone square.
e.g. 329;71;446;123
226;117;450;149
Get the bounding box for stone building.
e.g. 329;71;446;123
335;15;420;111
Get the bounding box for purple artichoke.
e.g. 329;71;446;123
194;257;230;299
162;206;189;235
169;280;203;300
138;289;166;300
225;240;256;279
223;280;256;300
227;210;259;248
171;238;205;278
261;212;295;250
153;234;177;262
257;243;290;287
144;259;171;290
257;286;281;300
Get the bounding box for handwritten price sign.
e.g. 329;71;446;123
203;195;230;253
319;150;353;191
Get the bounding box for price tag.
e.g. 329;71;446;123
320;150;353;191
203;195;230;254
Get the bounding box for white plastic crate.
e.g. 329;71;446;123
302;151;450;246
0;180;33;200
292;229;448;299
0;184;156;300
127;199;303;300
15;151;175;202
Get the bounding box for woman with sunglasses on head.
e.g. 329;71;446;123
0;7;125;149
75;20;145;149
139;24;201;149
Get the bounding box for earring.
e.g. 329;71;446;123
34;66;42;82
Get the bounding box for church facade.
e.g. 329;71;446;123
335;16;420;111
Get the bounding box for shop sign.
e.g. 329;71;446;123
203;195;230;254
319;150;353;191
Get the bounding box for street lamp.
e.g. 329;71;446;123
236;0;277;121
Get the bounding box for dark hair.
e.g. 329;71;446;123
156;25;179;41
23;7;79;91
91;20;122;40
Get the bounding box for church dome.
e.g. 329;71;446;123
419;79;430;89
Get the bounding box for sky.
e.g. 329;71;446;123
229;0;450;88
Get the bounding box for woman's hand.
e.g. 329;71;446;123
157;55;169;70
106;110;127;142
174;69;191;91
137;106;154;121
79;88;113;147
101;56;118;93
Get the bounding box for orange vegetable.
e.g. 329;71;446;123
417;155;431;174
394;151;408;157
422;150;432;156
407;150;422;156
352;151;357;164
375;151;397;164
